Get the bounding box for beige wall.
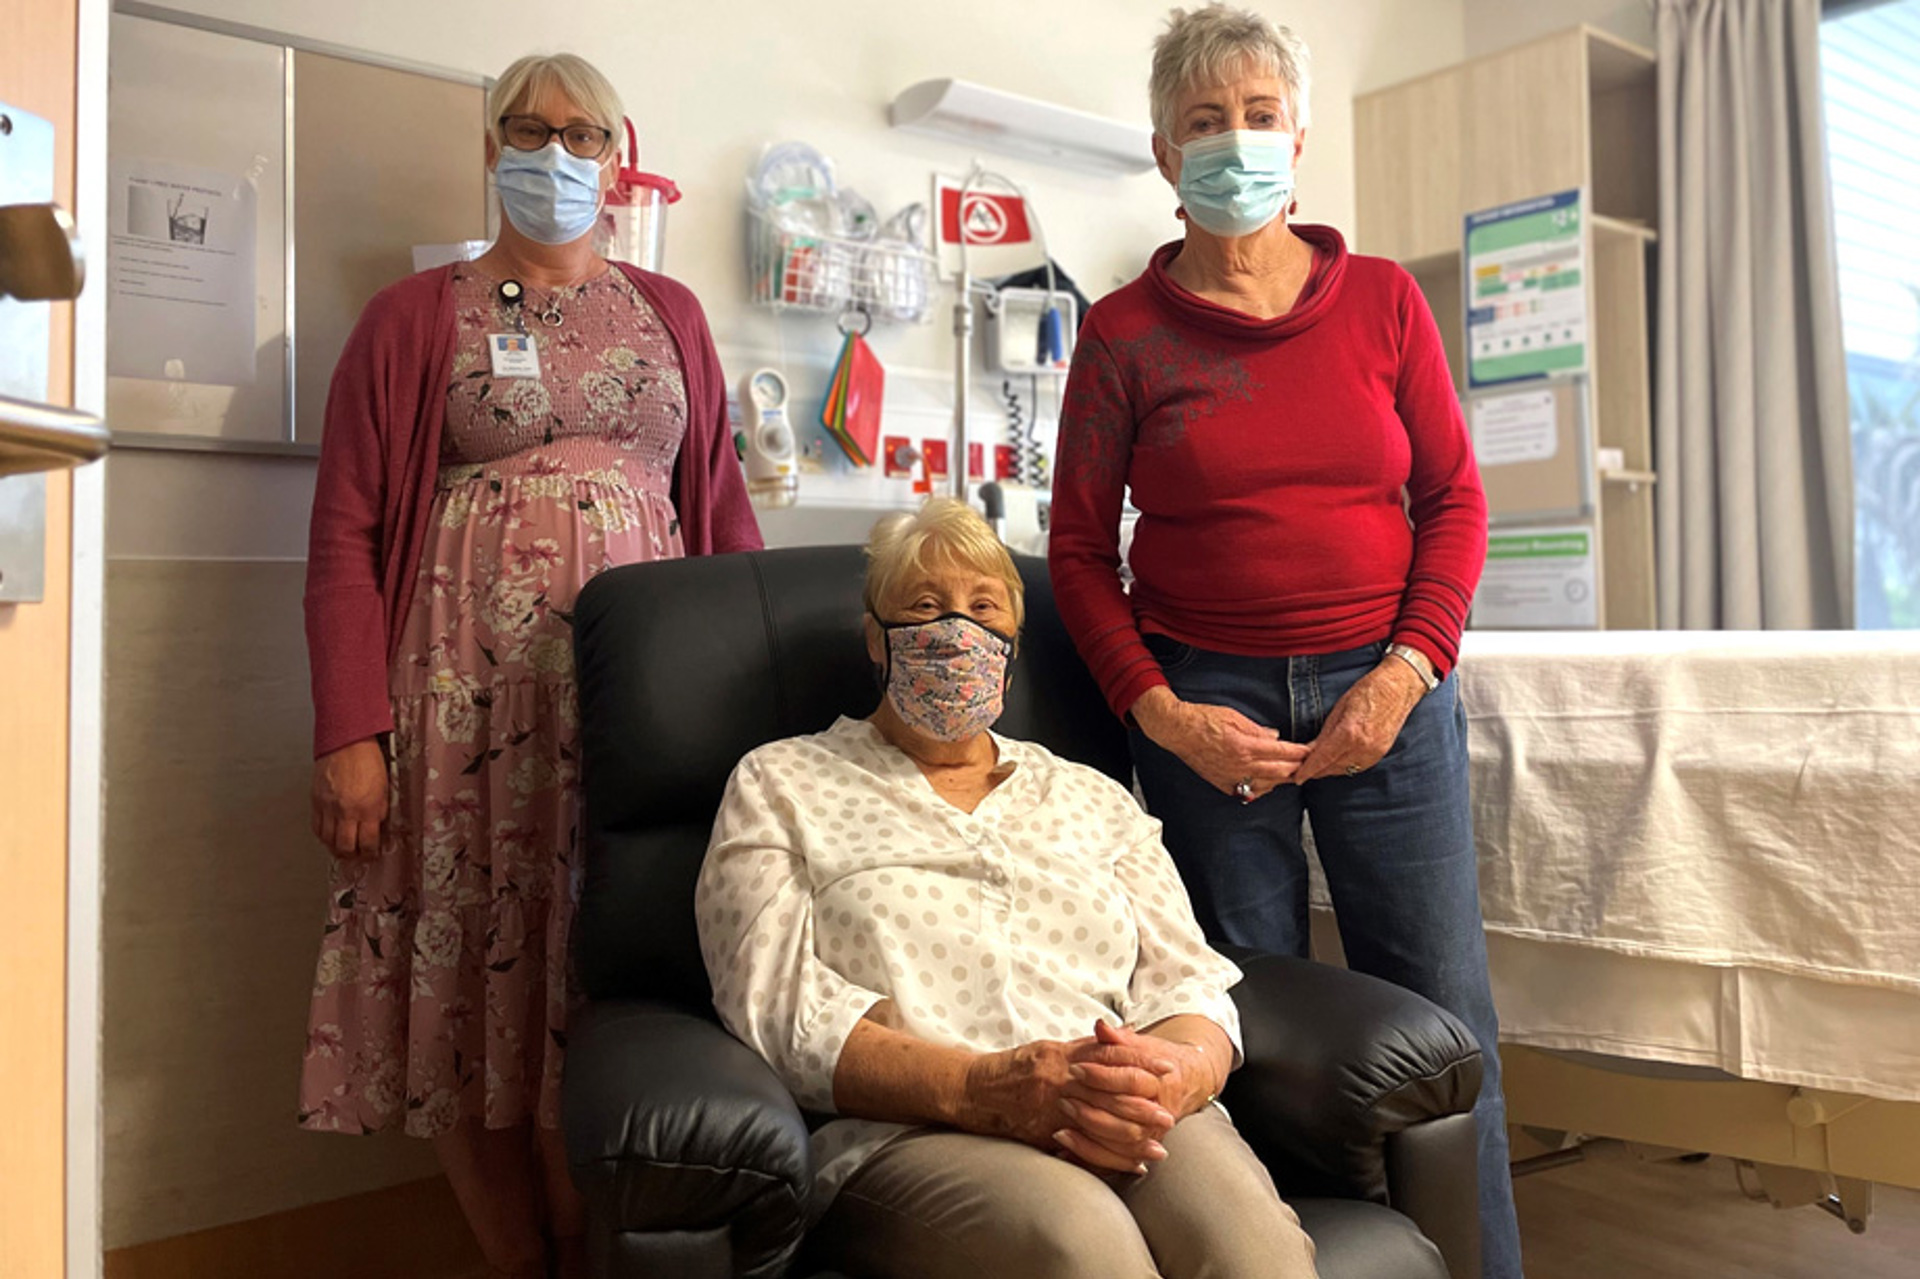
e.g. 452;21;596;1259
0;1;78;1276
1464;0;1655;57
146;0;1468;376
103;558;439;1250
100;0;1470;1249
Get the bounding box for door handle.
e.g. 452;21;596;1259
0;201;86;302
0;392;108;476
0;202;105;471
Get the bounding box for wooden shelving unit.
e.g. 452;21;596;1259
1356;26;1659;628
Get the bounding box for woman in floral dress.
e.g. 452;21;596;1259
301;54;760;1278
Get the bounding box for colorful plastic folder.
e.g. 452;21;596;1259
821;332;884;467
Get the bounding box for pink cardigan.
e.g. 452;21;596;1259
304;262;763;759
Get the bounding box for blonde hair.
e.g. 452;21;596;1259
1150;4;1312;139
487;53;624;150
864;499;1026;632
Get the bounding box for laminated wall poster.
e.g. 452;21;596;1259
1465;189;1587;388
1474;526;1599;629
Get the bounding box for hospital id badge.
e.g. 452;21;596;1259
488;332;541;378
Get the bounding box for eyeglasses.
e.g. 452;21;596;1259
498;114;614;161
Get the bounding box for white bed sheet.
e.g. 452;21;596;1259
1455;631;1920;1102
1485;933;1920;1102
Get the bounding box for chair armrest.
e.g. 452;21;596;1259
1219;950;1483;1203
562;1000;811;1278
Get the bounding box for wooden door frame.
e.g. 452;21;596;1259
70;0;109;1274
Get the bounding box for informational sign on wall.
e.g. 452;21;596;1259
1465;189;1587;388
107;157;259;386
1471;387;1560;466
1474;525;1598;629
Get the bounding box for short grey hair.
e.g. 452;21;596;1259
1150;4;1312;139
487;54;624;150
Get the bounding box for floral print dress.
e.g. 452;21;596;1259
301;264;686;1137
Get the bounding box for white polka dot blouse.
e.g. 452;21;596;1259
695;716;1245;1214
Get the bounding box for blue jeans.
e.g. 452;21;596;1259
1131;636;1523;1279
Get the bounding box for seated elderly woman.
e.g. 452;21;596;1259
694;499;1319;1279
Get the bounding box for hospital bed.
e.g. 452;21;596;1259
1452;631;1920;1231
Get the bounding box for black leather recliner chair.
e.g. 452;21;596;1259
565;545;1486;1279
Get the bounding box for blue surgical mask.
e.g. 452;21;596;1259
494;142;604;245
1174;130;1296;238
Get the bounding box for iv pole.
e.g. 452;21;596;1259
948;163;1057;503
950;167;983;501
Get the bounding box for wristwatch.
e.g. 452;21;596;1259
1384;643;1440;693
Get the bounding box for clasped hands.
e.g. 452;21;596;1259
967;1020;1213;1176
1131;657;1428;803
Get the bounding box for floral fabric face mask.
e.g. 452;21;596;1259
880;613;1014;742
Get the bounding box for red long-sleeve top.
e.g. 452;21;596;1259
1049;226;1487;720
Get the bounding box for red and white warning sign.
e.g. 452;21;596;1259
932;174;1048;277
939;188;1033;246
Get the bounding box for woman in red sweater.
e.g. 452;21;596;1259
1048;8;1518;1277
301;54;759;1278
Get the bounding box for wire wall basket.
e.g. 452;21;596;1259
747;207;939;325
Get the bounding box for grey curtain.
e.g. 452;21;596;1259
1655;0;1854;627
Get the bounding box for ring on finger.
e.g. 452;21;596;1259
1344;763;1362;777
1234;777;1254;803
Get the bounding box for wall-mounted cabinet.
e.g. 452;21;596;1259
1356;26;1658;629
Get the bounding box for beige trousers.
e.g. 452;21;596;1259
807;1106;1319;1279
